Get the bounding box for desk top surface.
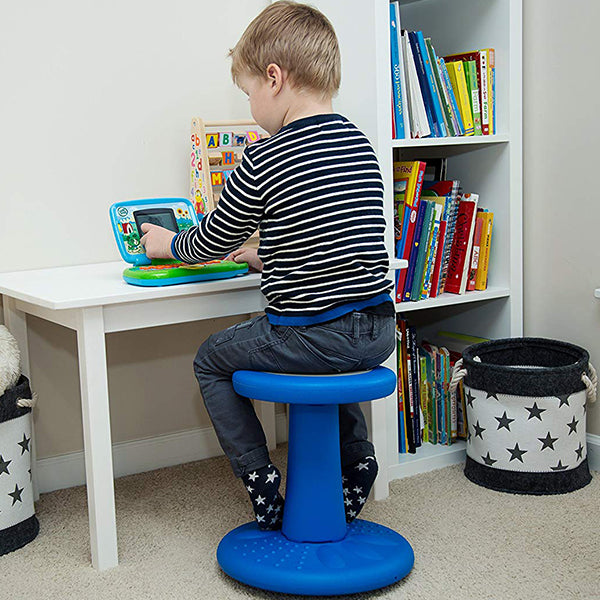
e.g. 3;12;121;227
0;261;262;310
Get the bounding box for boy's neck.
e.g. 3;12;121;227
281;94;334;128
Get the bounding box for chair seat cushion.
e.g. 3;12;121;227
232;366;396;405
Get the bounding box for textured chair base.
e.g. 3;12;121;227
217;519;414;596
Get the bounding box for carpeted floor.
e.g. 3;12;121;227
2;445;598;600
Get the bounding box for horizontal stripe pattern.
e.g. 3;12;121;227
174;113;392;321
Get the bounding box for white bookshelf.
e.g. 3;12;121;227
313;0;523;499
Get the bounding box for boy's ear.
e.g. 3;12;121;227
266;63;286;94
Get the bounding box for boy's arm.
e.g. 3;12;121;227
173;149;263;263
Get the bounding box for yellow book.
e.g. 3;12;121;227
475;211;494;290
446;62;474;136
392;161;421;212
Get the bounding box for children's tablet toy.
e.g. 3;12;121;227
109;198;248;286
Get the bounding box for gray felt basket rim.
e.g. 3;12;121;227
462;337;589;374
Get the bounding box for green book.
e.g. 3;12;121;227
410;200;435;301
425;38;455;137
465;60;483;135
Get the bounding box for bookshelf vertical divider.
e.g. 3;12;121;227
312;0;523;499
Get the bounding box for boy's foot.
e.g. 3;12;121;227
341;456;378;523
241;463;284;530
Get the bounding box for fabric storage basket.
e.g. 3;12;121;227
452;337;597;495
0;375;39;555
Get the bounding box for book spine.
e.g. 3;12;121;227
389;4;405;139
408;326;421;448
425;38;454;137
429;219;447;298
458;193;479;294
396;328;407;454
410;200;435;300
479;50;490;135
487;48;495;134
408;31;438;137
439;58;464;136
438;194;460;294
401;197;427;302
466;215;483;291
447;62;474;135
444;198;477;294
475;211;494;290
465;60;483;136
419;354;429;444
420;202;443;299
416;31;447;137
399;319;416;453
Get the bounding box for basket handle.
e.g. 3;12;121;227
16;391;38;409
582;362;597;404
450;359;467;395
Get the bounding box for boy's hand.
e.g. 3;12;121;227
140;223;177;260
226;247;263;272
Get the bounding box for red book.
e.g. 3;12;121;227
429;219;447;298
445;194;479;294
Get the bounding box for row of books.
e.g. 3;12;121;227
393;160;494;303
397;326;488;454
389;1;496;139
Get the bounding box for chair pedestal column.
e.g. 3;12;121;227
283;403;346;542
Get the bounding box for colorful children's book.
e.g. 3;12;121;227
445;50;491;135
425;38;454;137
389;3;406;139
464;60;483;136
410;200;435;301
420;198;444;299
439;57;465;136
401;197;427;302
445;61;474;136
475;211;494;290
466;213;484;291
398;318;416;453
402;30;431;138
445;194;479;294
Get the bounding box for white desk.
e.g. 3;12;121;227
0;262;267;570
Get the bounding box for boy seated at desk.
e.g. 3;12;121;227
140;1;395;530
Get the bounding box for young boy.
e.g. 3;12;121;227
140;1;395;530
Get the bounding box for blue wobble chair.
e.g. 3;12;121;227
217;366;415;596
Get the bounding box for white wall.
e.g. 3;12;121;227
523;0;600;436
1;0;599;462
0;0;267;457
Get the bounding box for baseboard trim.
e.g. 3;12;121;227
34;424;600;495
37;412;288;494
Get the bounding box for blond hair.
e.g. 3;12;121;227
229;1;341;98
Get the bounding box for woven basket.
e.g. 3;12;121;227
454;338;596;495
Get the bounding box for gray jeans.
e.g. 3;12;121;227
193;310;396;477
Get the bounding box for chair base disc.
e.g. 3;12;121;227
217;519;415;596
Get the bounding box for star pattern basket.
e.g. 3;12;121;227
452;338;597;495
0;375;39;555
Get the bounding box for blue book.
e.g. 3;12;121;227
389;4;405;139
402;199;428;302
415;31;447;137
408;31;437;137
410;200;435;301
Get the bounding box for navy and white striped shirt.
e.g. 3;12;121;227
173;113;393;325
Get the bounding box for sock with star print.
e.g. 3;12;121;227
241;463;284;530
342;455;378;523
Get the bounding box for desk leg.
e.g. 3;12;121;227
76;307;118;570
254;399;277;451
3;297;40;502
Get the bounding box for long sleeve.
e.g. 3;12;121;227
173;149;262;263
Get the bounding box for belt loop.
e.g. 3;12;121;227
352;311;360;343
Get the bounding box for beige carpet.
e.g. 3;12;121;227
2;446;598;600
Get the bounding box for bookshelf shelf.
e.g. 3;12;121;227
394;287;510;313
314;0;522;500
392;134;510;148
